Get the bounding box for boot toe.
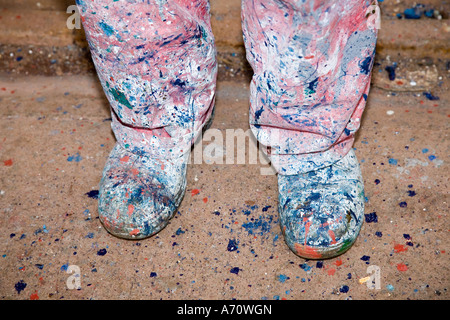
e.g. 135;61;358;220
98;144;187;239
278;150;365;259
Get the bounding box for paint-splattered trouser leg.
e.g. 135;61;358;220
241;0;378;258
77;0;217;239
242;0;377;175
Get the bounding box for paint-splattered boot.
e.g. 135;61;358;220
98;143;188;239
278;149;365;259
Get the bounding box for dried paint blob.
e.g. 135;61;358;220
388;158;398;165
14;280;27;294
386;284;395;292
230;267;240;275
97;248;107;256
85;190;99;199
360;255;370;264
364;212;378;223
67;152;83;162
397;263;408;271
278;274;289;283
339;285;349;293
423;92;439;101
227;239;239;252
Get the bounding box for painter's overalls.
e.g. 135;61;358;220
77;0;378;259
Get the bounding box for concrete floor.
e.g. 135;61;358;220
0;0;449;300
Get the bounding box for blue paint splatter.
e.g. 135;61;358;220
299;263;312;272
227;239;238;252
14;280;27;294
241;215;274;236
423;92;439;101
150;272;157;277
388;158;398;165
385;63;397;81
230;267;240;275
97;248;107;256
85;232;94;239
175;228;185;236
339;285;349;293
399;202;407;208
67;152;82;162
98;21;115;37
360;255;370;264
359;55;373;75
364;212;378;223
403;7;422;19
407;190;416;197
85;190;99;199
278;274;289;283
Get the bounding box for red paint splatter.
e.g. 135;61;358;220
203;197;208;203
396;263;408;272
129;229;140;236
394;244;408;253
334;259;343;267
191;189;200;196
328;230;337;245
327;268;336;276
127;204;134;217
30;292;39;300
3;159;13;166
120;155;129;163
